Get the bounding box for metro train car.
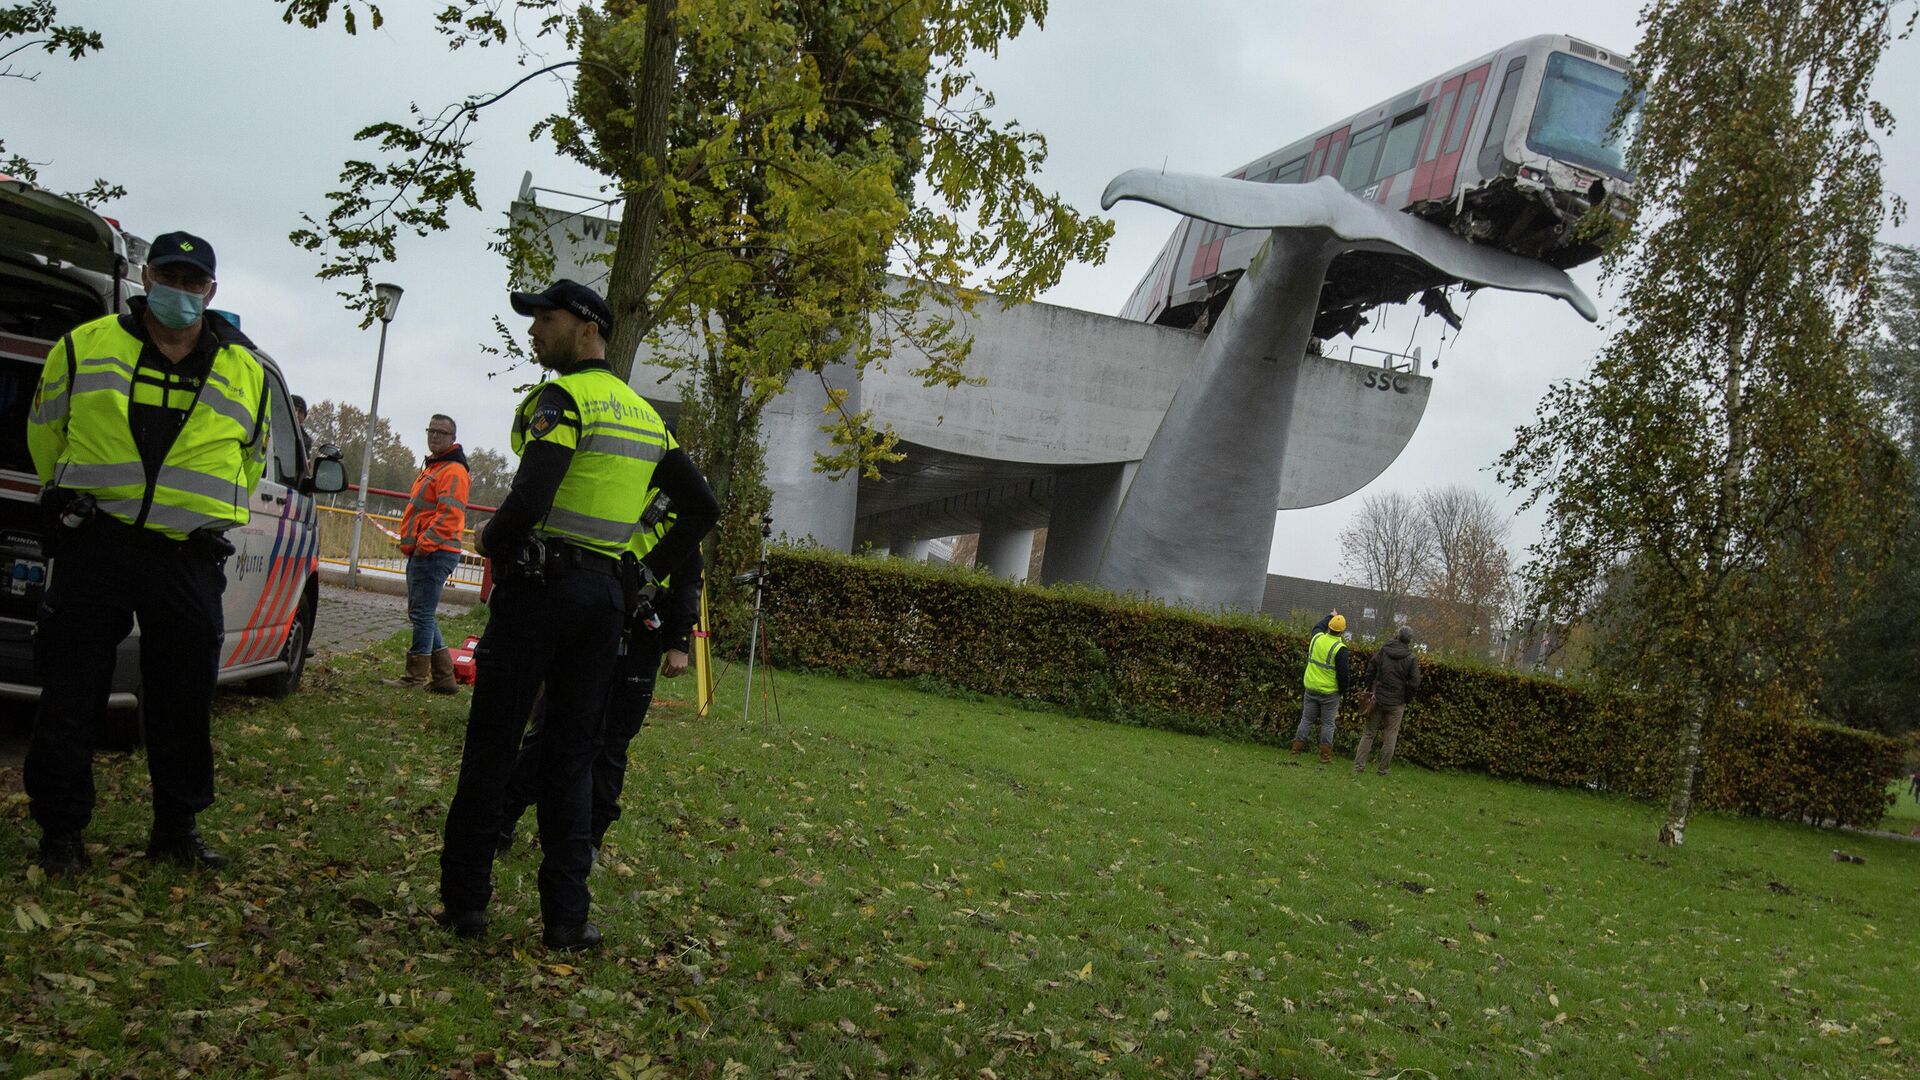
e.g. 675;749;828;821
1120;32;1637;340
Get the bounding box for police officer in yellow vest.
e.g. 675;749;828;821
496;497;705;856
1294;611;1353;764
25;231;269;874
437;280;716;951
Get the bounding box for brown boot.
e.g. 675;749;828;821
428;648;459;694
1292;740;1305;755
387;652;430;687
1319;744;1332;764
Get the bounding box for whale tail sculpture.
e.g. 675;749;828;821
1090;171;1597;612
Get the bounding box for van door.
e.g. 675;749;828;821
220;365;308;670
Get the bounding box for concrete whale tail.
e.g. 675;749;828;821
1101;169;1598;323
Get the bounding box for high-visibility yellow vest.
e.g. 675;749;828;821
28;314;269;541
1303;630;1345;694
510;366;669;558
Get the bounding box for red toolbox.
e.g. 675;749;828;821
450;635;480;684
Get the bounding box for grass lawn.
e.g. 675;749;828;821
1883;780;1920;828
5;615;1919;1077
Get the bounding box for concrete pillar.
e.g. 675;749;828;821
889;534;929;561
1041;463;1134;585
763;360;860;551
977;525;1036;583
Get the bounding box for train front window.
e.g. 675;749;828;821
1527;52;1636;178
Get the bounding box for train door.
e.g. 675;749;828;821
1425;63;1491;203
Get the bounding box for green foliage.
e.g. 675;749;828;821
759;547;1905;828
0;2;121;206
1827;244;1920;734
1496;0;1912;843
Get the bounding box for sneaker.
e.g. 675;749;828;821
543;921;602;952
146;826;228;869
434;907;488;939
36;831;89;876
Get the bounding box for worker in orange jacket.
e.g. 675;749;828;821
398;413;470;692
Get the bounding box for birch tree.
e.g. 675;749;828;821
1497;0;1911;845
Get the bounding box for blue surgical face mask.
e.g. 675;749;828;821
147;283;207;329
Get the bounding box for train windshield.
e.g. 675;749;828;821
1527;52;1636;179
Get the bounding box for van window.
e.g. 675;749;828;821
0;262;102;341
265;371;303;486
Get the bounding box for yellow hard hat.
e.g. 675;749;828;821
1329;614;1347;633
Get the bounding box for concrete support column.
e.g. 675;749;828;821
977;525;1036;583
889;534;930;562
1041;462;1134;586
763;360;861;551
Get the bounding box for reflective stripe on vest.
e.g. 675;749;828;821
513;368;669;559
35;315;268;540
1303;631;1344;694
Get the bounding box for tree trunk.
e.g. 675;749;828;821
1661;304;1751;846
604;0;678;382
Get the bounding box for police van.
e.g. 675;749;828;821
0;177;346;745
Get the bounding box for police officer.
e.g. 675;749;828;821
25;231;270;874
497;517;704;856
437;280;716;951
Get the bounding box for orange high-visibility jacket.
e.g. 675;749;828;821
399;445;470;555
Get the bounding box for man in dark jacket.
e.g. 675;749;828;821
1354;625;1421;776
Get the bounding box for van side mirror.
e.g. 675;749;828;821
304;443;348;495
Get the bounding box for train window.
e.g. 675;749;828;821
1477;58;1527;176
1527;52;1637;178
1420;89;1457;164
1269;156;1307;184
1374;108;1428;179
1338;124;1384;189
1443;80;1483;155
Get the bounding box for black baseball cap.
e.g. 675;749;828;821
510;279;613;335
147;231;216;278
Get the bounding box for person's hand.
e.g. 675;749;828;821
660;649;690;678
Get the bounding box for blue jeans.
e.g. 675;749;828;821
405;550;461;654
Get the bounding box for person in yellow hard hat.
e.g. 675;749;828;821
1294;611;1352;764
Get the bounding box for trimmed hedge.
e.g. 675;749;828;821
761;547;1904;828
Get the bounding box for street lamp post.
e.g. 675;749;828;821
346;282;404;586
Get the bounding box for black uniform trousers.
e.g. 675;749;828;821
439;566;623;928
26;520;226;835
503;627;663;847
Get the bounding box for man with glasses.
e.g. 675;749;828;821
395;414;470;692
25;231;271;874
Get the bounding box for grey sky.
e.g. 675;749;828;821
10;1;1918;582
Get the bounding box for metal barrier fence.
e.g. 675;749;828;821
314;503;487;587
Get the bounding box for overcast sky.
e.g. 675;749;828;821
10;1;1919;582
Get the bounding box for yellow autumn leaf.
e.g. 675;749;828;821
1076;961;1093;980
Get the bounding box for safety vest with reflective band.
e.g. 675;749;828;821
27;314;269;541
510;367;671;559
1303;631;1345;694
400;450;470;555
